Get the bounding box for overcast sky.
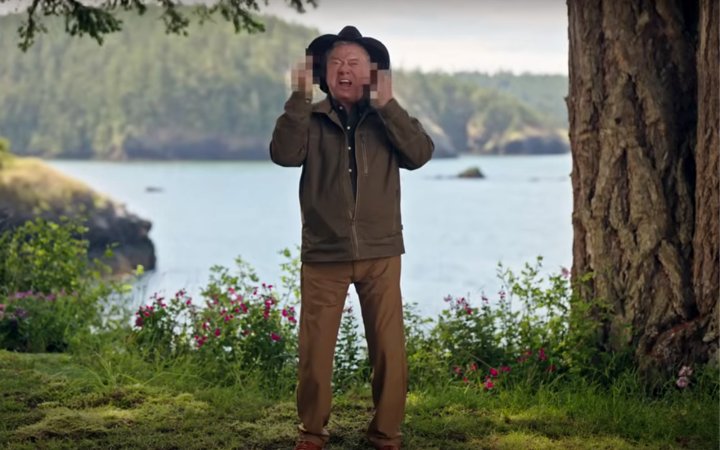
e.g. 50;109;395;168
262;0;569;74
0;0;569;74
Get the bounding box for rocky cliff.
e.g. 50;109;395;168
0;156;155;274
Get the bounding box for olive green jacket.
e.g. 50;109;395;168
270;91;434;262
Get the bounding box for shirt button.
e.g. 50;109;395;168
348;168;352;173
347;146;352;150
346;126;351;130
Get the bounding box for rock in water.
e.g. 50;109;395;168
457;166;485;179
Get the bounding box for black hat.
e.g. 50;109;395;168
306;25;390;93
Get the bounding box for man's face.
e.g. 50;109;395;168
325;43;371;106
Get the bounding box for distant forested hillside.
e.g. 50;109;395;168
454;71;568;127
0;10;569;159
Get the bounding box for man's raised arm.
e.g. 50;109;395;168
371;69;434;170
269;58;314;167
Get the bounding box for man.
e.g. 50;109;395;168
270;26;434;450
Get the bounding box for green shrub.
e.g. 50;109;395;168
0;217;114;352
406;257;610;390
333;305;370;393
126;253;615;393
0;290;98;352
403;301;446;389
129;253;300;389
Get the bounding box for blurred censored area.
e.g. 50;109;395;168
291;53;384;99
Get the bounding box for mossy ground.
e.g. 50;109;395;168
1;351;716;449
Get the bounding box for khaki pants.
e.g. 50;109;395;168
297;255;407;448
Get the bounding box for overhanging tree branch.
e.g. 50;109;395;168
0;0;317;51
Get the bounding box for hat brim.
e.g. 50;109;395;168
306;34;390;93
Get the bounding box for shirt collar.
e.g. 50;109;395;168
328;94;370;115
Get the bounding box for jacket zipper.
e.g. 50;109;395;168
360;134;368;176
346;132;360;260
351;110;372;259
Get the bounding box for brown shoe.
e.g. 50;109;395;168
294;441;323;450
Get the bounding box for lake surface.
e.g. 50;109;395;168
49;154;573;317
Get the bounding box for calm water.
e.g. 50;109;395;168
49;155;573;317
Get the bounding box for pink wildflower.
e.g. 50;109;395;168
676;376;689;389
489;367;499;378
484;380;494;390
538;348;547;361
214;328;221;337
517;350;532;364
270;332;281;342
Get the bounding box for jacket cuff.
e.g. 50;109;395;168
285;91;313;116
376;97;404;121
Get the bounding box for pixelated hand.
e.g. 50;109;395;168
370;64;393;108
291;54;314;99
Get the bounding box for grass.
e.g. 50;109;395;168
1;349;717;450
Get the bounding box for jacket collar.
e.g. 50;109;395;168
311;97;334;115
312;95;373;128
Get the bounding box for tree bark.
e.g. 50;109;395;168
567;0;718;376
691;0;719;363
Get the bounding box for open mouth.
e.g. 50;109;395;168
338;79;352;87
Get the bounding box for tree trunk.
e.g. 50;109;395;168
691;0;719;363
567;0;718;377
